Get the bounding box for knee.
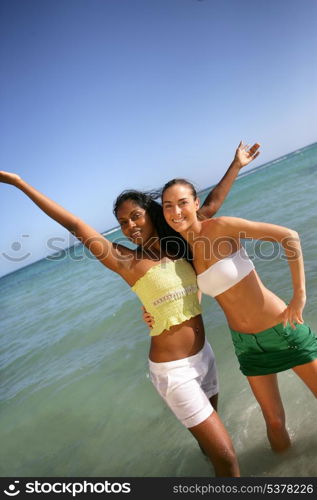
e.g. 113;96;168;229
265;415;286;432
215;445;238;467
211;446;239;476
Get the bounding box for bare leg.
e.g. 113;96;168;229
292;359;317;396
189;411;240;477
197;393;219;456
247;373;291;452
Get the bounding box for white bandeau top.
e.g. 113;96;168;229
197;246;255;298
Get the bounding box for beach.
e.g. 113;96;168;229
1;142;317;477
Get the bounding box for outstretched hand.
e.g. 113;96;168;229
234;141;260;169
0;171;21;185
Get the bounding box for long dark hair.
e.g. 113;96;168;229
113;189;192;260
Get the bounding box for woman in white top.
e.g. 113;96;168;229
157;163;317;453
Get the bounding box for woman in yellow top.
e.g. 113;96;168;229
158;169;317;454
0;142;259;477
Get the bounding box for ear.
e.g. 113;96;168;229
195;197;200;211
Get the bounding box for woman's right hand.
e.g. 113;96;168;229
142;306;155;329
0;171;21;186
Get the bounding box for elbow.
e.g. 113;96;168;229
201;201;218;219
208;202;218;217
282;229;301;255
287;229;299;241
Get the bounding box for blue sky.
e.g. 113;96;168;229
1;0;316;277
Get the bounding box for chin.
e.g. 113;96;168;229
134;236;146;245
172;224;184;232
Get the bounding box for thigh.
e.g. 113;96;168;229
201;342;219;398
189;410;234;455
166;377;214;428
292;359;317;397
150;362;214;428
247;373;285;418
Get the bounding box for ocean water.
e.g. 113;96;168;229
1;143;317;478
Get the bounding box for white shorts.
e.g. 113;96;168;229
148;340;219;428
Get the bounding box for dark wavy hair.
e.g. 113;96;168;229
113;189;192;260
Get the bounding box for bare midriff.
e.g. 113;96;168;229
216;270;287;333
149;314;205;362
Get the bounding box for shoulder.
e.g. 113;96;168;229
205;216;252;229
200;216;228;234
108;243;139;275
200;216;252;239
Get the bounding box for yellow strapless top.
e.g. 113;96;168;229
131;259;202;336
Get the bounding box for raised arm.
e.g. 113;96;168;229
0;171;134;276
198;141;260;219
210;216;306;328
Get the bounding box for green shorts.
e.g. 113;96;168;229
229;322;317;376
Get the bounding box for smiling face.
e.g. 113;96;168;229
116;199;158;246
162;183;200;233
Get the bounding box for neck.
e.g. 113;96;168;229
180;219;202;248
138;232;162;258
143;233;160;251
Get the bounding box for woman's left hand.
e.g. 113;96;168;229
282;294;306;329
234;141;260;168
142;306;155;329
